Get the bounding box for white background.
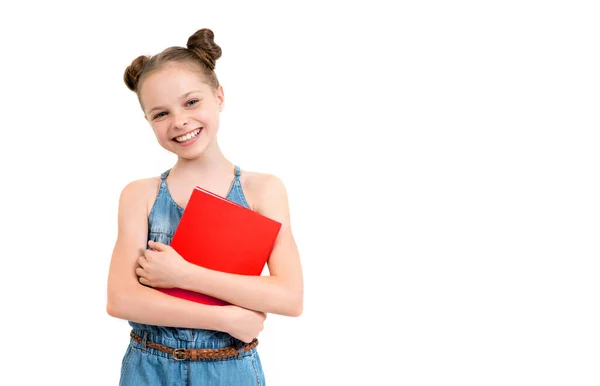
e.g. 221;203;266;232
1;0;599;385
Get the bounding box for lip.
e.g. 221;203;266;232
171;128;202;140
172;127;203;147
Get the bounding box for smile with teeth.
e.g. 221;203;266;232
174;128;202;143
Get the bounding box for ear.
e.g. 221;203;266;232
216;85;225;111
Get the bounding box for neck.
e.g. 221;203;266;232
171;139;234;178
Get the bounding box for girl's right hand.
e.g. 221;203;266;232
221;305;266;343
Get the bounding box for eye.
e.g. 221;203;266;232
187;99;200;107
153;111;167;120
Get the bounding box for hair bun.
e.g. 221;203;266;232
124;55;150;91
186;28;222;70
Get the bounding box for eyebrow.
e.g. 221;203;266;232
146;90;204;115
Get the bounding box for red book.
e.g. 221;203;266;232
158;186;282;305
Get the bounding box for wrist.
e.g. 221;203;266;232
179;261;199;290
211;305;231;333
179;263;212;297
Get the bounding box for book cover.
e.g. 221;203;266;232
158;186;282;305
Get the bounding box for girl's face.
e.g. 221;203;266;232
139;64;224;159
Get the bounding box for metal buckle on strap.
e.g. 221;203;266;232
173;348;187;361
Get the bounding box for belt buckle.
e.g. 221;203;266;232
173;348;187;361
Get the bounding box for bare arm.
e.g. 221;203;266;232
177;175;304;316
106;179;223;328
106;179;266;342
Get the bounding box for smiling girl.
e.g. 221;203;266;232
106;28;303;385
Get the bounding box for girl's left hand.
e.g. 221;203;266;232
136;240;189;288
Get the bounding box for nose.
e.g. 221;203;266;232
172;112;189;130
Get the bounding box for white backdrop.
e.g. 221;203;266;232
1;0;599;385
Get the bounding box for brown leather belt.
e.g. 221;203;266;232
130;331;258;361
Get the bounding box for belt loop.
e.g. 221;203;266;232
236;340;244;359
141;331;148;353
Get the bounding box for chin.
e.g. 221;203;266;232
177;144;210;160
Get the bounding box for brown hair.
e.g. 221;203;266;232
123;28;222;99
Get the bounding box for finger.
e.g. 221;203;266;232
137;255;147;268
135;267;146;278
148;240;168;251
143;249;155;260
138;276;151;286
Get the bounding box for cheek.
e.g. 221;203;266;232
199;112;220;130
151;122;170;139
212;115;220;130
194;106;219;121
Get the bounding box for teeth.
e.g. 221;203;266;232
175;129;201;143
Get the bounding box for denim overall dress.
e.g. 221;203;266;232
119;165;266;386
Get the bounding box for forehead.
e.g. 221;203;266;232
140;64;210;108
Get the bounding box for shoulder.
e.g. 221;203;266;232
118;176;162;215
120;176;161;199
240;170;289;218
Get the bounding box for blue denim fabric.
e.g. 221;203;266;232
120;166;265;385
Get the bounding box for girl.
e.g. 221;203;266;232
106;28;303;385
